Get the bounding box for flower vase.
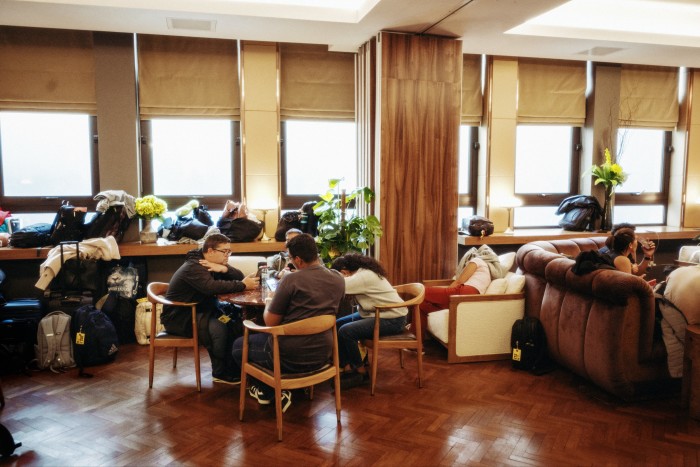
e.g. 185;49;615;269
139;218;157;244
600;186;614;232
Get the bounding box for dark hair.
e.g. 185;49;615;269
611;227;636;254
203;233;230;252
331;252;386;278
605;223;637;249
286;233;318;263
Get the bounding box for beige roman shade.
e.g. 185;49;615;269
280;43;355;120
517;58;586;125
137;35;240;118
0;26;96;112
620;65;679;129
462;54;482;125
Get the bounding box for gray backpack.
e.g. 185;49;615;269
35;311;75;372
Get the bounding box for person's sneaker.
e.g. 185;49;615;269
339;372;366;391
248;385;272;405
212;374;241;386
280;390;292;413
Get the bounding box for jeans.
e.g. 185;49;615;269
336;312;407;369
196;311;236;378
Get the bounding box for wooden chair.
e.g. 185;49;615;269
239;315;341;441
362;283;426;395
147;282;201;392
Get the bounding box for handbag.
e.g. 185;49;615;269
467;216;494;237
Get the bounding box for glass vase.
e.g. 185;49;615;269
600;186;614;232
139;218;157;244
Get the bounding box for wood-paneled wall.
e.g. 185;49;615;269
376;33;462;285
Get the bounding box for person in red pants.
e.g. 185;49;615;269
413;257;492;340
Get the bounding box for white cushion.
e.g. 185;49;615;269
679;246;700;263
505;274;526;294
427;309;449;344
499;252;516;272
485;278;508;295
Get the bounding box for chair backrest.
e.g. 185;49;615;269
147;282;197;307
393;283;425;307
251;314;336;337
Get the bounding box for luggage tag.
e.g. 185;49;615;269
75;332;85;345
512;344;521;362
218;314;231;324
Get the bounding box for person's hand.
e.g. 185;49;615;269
199;259;228;273
242;272;259;290
640;239;656;258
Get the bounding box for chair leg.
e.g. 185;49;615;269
275;386;284;441
148;344;156;389
333;373;342;424
309;385;315;400
399;349;405;368
193;344;201;393
417;341;424;389
370;348;379;396
239;370;247;422
172;348;178;368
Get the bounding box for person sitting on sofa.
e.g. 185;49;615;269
414;245;504;340
599;223;656;276
603;227;653;276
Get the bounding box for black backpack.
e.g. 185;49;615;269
70;305;119;374
555;195;602;231
84;205;132;243
510;317;548;373
217;217;262;242
50;202;87;246
9;223;52;248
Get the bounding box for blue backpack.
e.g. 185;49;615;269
70;305;119;375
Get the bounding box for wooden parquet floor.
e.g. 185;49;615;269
1;340;699;466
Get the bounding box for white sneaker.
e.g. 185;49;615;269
248;385;272;405
280;390;292;413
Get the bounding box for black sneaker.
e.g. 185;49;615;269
340;372;366;391
212;374;241;385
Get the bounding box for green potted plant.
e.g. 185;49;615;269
313;179;383;266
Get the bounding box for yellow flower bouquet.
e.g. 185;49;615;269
591;148;628;190
134;195;168;221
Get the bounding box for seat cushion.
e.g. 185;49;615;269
427;309;449;344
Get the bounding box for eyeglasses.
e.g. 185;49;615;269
213;248;232;255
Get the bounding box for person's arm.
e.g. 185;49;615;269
450;261;477;288
614;255;633;274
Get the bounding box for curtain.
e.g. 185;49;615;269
620;65;679;129
137;34;239;118
280;43;355;120
517;58;586;125
462;54;482;125
0;26;96;112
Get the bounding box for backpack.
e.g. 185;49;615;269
217;217;263;242
9;223;52;248
100;292;137;344
555;195;603;231
70;305;119;373
274;211;302;241
50;202;87;246
84;204;132;243
510;317;548;373
0;422;21;458
34;311;75;373
134;300;164;345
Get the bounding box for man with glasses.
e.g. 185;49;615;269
161;233;258;385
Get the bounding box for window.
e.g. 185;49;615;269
0;111;98;214
613;128;671;225
281;120;357;208
140;118;241;210
514;125;581;228
458;125;478;227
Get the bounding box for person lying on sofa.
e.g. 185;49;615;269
599;223;656;276
414;244;505;340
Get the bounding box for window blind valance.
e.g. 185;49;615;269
280;43;355;121
137;34;240;119
461;54;482;125
517;58;586;125
0;26;96;112
620;65;678;129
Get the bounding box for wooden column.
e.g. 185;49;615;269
375;33;461;285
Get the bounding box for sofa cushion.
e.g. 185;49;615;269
427;309;449;343
505;274;525;294
499;252;516;272
228;255;266;277
485;278;508;294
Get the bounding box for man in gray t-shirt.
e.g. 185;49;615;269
232;233;345;411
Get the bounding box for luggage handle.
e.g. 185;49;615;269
58;240;82;294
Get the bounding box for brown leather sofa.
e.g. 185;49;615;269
516;237;671;400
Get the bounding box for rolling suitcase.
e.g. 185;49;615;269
0;299;44;375
43;241;102;317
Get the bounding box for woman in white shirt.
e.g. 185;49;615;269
331;253;407;384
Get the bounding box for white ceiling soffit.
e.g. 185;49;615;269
507;0;700;48
7;0;382;23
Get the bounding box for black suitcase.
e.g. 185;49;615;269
43;241;102;315
0;298;45;374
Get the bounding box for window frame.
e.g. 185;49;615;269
515;126;581;225
139;119;242;210
459;126;479;212
613;130;672;225
0;114;100;212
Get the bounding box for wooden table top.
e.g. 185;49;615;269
219;287;268;307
